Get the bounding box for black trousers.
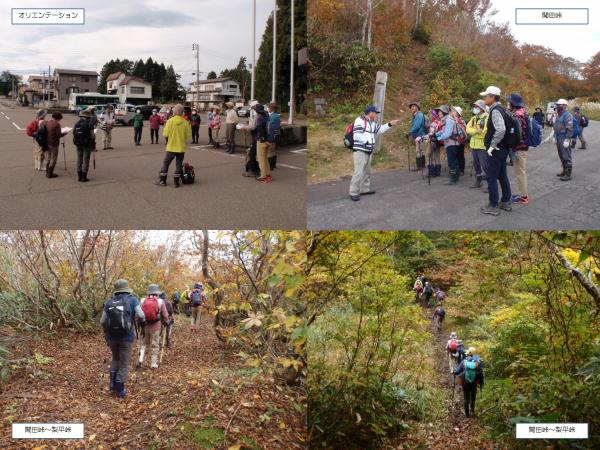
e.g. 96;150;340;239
160;151;184;178
462;382;477;416
208;127;213;143
457;144;466;174
150;128;159;143
134;126;143;144
192;126;200;143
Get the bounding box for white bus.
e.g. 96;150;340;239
68;92;119;112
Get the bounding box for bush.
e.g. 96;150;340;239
412;25;430;45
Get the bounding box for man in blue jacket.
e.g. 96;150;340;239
409;102;427;170
554;98;574;181
100;279;145;398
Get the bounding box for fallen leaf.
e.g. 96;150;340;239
228;445;242;450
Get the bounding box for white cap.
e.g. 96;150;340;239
250;100;259;107
556;98;568;105
480;86;501;96
452;106;463;117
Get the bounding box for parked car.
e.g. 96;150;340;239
114;104;137;126
139;104;156;120
546;102;557;126
237;106;251;118
158;106;173;125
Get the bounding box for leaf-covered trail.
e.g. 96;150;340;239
0;313;306;449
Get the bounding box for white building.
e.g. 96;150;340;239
106;72;152;105
186;77;243;110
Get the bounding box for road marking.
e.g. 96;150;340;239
290;148;307;154
277;163;303;171
5;115;10;120
12;122;22;130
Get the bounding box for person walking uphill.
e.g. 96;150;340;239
453;349;484;418
225;102;238;154
156;104;192;188
149;108;161;144
190;108;201;144
466;100;489;189
100;279;145;398
408;102;427;170
73;109;96;182
434;105;461;185
554;98;574;181
43;112;68;178
349;105;400;201
507;93;530;205
481;86;513;216
137;284;170;369
133;107;144;145
189;282;207;332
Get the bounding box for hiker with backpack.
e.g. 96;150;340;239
432;305;445;331
171;289;181;314
189;282;207;332
573;106;588;150
435;287;445;303
451;107;467;176
267;103;281;170
159;291;175;348
255;104;273;183
507;94;531;205
242;100;261;178
137;284;170;369
413;277;424;302
434;105;462;185
181;286;192;316
73;109;96;182
446;332;460;372
480;86;513;216
347;105;400;201
453;349;484;418
100;279;145;398
100;105;115;150
408;102;427;171
43;112;68;179
156;104;192;188
553;98;575;181
423;281;434;306
466;100;489;190
427;109;444;177
27;109;48;171
533;107;545;129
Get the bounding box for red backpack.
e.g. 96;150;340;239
26;119;39;137
449;338;458;352
142;296;160;322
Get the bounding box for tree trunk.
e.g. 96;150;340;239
200;230;225;338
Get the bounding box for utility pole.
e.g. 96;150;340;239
48;64;51;103
42;70;46;105
192;43;200;110
251;0;256;102
272;0;278;104
288;0;295;124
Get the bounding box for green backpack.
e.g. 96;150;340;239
464;360;477;384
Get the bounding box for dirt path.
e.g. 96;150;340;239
0;313;305;449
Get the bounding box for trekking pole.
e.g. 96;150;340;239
427;140;432;186
62;141;67;170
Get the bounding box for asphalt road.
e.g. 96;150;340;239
0;105;306;229
308;121;600;230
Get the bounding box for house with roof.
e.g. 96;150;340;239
186;77;243;110
53;68;99;107
22;75;56;105
106;72;152;105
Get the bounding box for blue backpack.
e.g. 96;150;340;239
190;289;203;307
525;116;542;148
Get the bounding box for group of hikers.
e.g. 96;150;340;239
446;332;484;419
25;99;282;186
101;279;207;399
348;87;590;216
413;273;445;306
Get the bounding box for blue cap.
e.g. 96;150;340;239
507;93;523;108
364;105;380;114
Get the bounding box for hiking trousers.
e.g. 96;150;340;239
191;125;200;144
578;128;586;147
109;340;133;383
471;149;487;177
46;145;59;171
103;128;112;149
76;146;92;173
257;141;271;179
457;144;466;174
485;146;511;207
160;151;184;178
34;141;45;171
150;128;159;143
134;126;143;145
191;306;201;330
513;151;528;197
349;150;373;196
462;382;477;417
139;328;161;368
556;139;572;169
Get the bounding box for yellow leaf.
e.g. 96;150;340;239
279;421;286;429
228;445;242;450
88;434;96;441
211;379;220;386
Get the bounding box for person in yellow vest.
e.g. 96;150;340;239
181;286;191;317
466;99;490;190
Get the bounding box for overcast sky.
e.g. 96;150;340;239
0;0;273;85
490;0;599;63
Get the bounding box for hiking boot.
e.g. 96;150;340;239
81;171;89;182
46;167;58;178
499;201;512;211
579;144;586;150
556;168;565;177
350;194;360;201
155;175;167;186
560;167;572;181
115;382;127;398
470;176;482;189
480;204;500;216
174;176;181;188
77;171;83;182
109;370;117;394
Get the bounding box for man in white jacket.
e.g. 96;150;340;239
349;105;399;201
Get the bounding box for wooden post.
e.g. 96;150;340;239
373;71;387;153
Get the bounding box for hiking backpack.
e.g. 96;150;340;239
190;289;203;307
491;105;521;149
142;296;161;323
525;116;542;148
182;162;195;184
452;118;467;145
422;114;431;133
436;307;445;318
26;119;39;137
34;121;48;151
448;338;458;352
104;295;134;337
464;360;477;384
343;118;366;149
73;118;94;147
580;114;589;128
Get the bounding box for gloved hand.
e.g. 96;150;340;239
571;139;576;148
487;147;496;157
563;139;570;148
415;136;422;142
